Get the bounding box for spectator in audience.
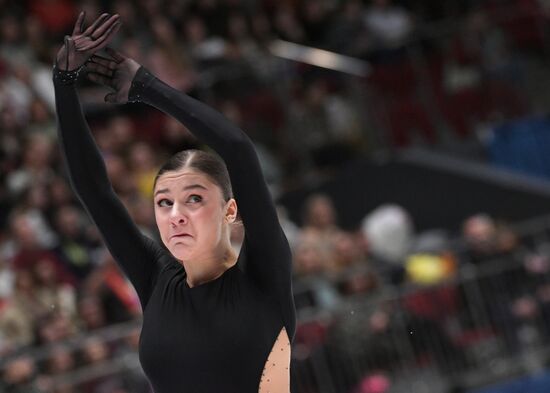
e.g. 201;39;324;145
53;204;97;281
48;176;77;210
462;213;519;263
461;213;526;355
105;115;136;156
33;257;77;322
299;0;332;46
36;344;78;393
286;79;361;176
80;337;122;393
0;13;34;66
153;115;199;154
183;14;227;66
44;344;76;376
361;204;414;284
326;303;400;391
462;213;496;259
0;63;35;127
124;194;159;240
128;142;159;201
296;193;372;283
17;184;58;250
0;106;24;180
330;230;366;273
0;355;38;393
293;231;330;278
292;231;342;311
331;230;380;297
301;192;341;239
104;154;135;196
34;310;77;346
83;252;141;322
6;133;56;199
273;5;306;44
77;295;108;332
363;0;414;61
26;98;57;137
0;270;44;349
325;0;370;57
405;230;457;286
8;210;74;284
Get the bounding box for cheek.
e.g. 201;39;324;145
195;207;223;235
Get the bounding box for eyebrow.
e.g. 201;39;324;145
154;184;208;197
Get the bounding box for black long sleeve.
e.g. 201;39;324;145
54;64;296;393
53;68;163;309
53;64;293;309
128;67;293;302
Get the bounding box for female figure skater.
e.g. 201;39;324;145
53;12;295;393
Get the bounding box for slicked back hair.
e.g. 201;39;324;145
153;149;234;203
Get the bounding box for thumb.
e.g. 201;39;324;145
63;35;76;70
105;46;125;63
104;92;118;104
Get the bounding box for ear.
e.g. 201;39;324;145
224;198;238;223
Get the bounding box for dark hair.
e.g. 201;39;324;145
153;149;233;202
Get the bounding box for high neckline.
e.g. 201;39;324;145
183;256;240;291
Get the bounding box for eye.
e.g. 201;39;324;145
156;198;172;207
187;194;202;203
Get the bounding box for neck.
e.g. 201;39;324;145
182;245;238;288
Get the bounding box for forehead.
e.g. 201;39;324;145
155;169;216;191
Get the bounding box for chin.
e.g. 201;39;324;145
170;247;185;258
170;247;193;261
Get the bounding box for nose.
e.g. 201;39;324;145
169;205;187;226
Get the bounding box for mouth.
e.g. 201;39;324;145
170;233;192;240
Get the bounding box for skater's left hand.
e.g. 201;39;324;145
86;47;141;104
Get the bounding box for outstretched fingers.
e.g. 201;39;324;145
90;54;118;69
87;60;114;77
91;14;120;39
72;11;86;35
105;47;126;63
82;13;110;36
79;20;121;52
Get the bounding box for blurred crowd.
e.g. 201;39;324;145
290;197;550;393
2;0;550;392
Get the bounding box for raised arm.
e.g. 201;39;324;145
87;50;292;296
53;13;161;308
